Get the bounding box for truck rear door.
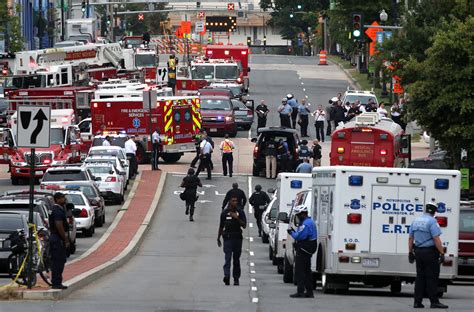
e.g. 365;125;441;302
396;186;426;253
164;100;194;145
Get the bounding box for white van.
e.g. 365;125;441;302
271;173;312;274
313;166;460;295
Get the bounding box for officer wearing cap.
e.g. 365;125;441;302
408;202;448;309
249;185;271;237
49;192;70;289
288;205;317;298
286;94;299;129
278;98;292;128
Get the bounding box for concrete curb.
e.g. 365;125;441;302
20;172;167;300
328;58;361;90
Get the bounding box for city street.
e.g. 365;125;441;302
0;55;473;311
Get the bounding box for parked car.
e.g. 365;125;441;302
261;189;278;244
42;182;106;227
63;190;95;237
40;166;96;189
200;95;238;137
84;155;129;185
232;99;254;130
84;163;126;204
251;127;300;177
0;212;29;270
87;146;130;179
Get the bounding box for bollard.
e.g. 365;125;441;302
319;50;328;65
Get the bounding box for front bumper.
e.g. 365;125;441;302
100;190;122;200
97;182;122;196
75;217;94;231
202;122;237;134
162;142;194;153
10;166;50;178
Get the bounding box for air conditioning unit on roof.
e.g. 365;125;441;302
355;112;380;125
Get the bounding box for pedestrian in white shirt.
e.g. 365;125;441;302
377;103;388;118
102;136;111;146
312;105;326;142
196;134;213;180
125;136;138;177
152;129;161;170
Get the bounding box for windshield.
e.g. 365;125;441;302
87;166;114;174
0;216;23;230
43;170;87;182
79;186;96;197
92;137;126;148
460;210;474;233
135;54;156;68
344;95;377;105
201;99;232;111
50;128;65;145
229;87;242;97
65;194;85;206
89;150;123;160
124;39;142;47
191;65;214;79
215;65;239;80
10;75;44;89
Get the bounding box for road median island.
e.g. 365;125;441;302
12;170;166;300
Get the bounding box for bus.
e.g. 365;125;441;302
330;113;411;167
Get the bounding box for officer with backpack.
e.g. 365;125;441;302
249;185;271;237
311;140;322;167
298;140;311;163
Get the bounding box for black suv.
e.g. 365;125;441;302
251;127;300;177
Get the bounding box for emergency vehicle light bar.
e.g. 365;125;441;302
434;179;449;189
348;175;363;186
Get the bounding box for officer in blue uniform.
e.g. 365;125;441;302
408;202;448;309
288;205;317;298
49;192;70;289
278;98;292;128
217;196;247;286
287;94;299;129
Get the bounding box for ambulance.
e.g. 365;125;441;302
313;166;460;295
270;173;312;274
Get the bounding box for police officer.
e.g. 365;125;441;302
222;183;247;210
249;185;271;237
190;129;203;168
278;98;292;128
180;168;202;222
288;205;317;298
195;134;213;180
255;100;269;129
49;192;70;289
408;203;448;309
217;196;247;286
102;136;111;146
152;128;161;170
124;135;138;177
287;94;299;129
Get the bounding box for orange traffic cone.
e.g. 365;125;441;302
319;50;328;65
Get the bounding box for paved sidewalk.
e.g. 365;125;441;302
14;169;164;299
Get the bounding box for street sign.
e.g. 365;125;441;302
227;3;235;11
365;21;383;56
376;31;393;44
157;67;169;84
17;105;51;148
195;21;205;33
197;11;205;18
138;13;144;21
393;83;404;94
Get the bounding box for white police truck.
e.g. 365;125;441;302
272;173;312;274
313;166;460;295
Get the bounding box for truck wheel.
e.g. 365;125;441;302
283;256;293;283
95;213;104;227
230;130;237;138
322;273;335;294
277;259;284;274
83;224;95;237
161;153;181;163
269;246;273;261
135;144;148;164
390;281;402;294
11;177;19;185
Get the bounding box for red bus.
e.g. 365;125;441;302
330;113;411;167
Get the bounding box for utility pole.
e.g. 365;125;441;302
61;0;65;41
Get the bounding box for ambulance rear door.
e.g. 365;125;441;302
165;99;195;145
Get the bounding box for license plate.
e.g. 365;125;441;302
362;258;379;267
35;171;43;175
210;128;217;132
180;145;187;150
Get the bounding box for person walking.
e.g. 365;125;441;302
222;182;247;210
287;205;317;298
190;129;203;168
377;102;388;118
255;100;269;129
102;136;111;146
217;196;247;286
296;159;312;173
152;129;161;170
180;168;202;222
391;101;402;126
124;135;138;177
195;135;213;180
278;98;292;128
264;137;278;179
220;134;235;177
49;192;70;289
311;140;322;167
333;101;346;127
408;203;448;309
312;105;326;142
204;132;215;170
287;94;299;129
298;140;311;163
249;185;271;237
297;99;310;137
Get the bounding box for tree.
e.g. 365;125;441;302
406;17;474;168
0;4;24;53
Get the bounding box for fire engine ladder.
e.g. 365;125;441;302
103;47;122;69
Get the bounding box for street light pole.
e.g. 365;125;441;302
380;9;388;98
60;0;65;41
113;4;118;42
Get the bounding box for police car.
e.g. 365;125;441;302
62;190;95;237
261;189;278;244
84;163;126;205
342;89;378;106
312;166;460;295
87;146;130;181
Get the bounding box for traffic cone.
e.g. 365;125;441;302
319;50;328;65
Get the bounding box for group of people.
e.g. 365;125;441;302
102;135;140;178
277;94;312;137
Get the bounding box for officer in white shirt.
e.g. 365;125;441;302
195;134;213;180
125;135;138;177
102;136;111;146
152;129;161;170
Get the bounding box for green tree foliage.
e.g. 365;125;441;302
122;3;168;36
0;3;24;53
407;17;474;167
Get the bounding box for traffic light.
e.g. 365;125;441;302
290;13;294;18
263;35;267;47
352;13;362;38
81;1;86;15
196;1;201;8
247;36;251;46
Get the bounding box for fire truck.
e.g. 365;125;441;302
123;47;158;83
330;113;411;167
90;94;201;163
189;58;243;91
204;44;250;92
1;109;88;185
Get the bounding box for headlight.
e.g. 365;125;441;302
225;116;234;122
12;162;27;167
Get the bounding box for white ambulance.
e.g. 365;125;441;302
313;166;460;295
271;173;312;274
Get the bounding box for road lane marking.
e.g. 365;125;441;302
251;286;258;291
251;278;256;282
249;222;253;228
250;251;254;256
301;82;304;85
252;298;259;303
248;176;253;214
215;191;226;196
250;262;255;267
303;88;306;92
251;270;256;274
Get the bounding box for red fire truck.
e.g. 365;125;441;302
189;58;243;92
204;44;250;92
90;95;201;163
330;113;411;167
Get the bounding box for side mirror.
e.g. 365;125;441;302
65;203;75;210
89;199;98;206
278;212;289;223
247;67;251;73
109;170;114;175
95;176;102;181
267;188;275;194
119;171;126;176
250;138;257;143
269;223;276;229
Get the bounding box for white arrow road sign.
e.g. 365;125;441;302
157;67;169;84
195;21;205;33
17;105;51;148
197;200;212;203
202;184;216;188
